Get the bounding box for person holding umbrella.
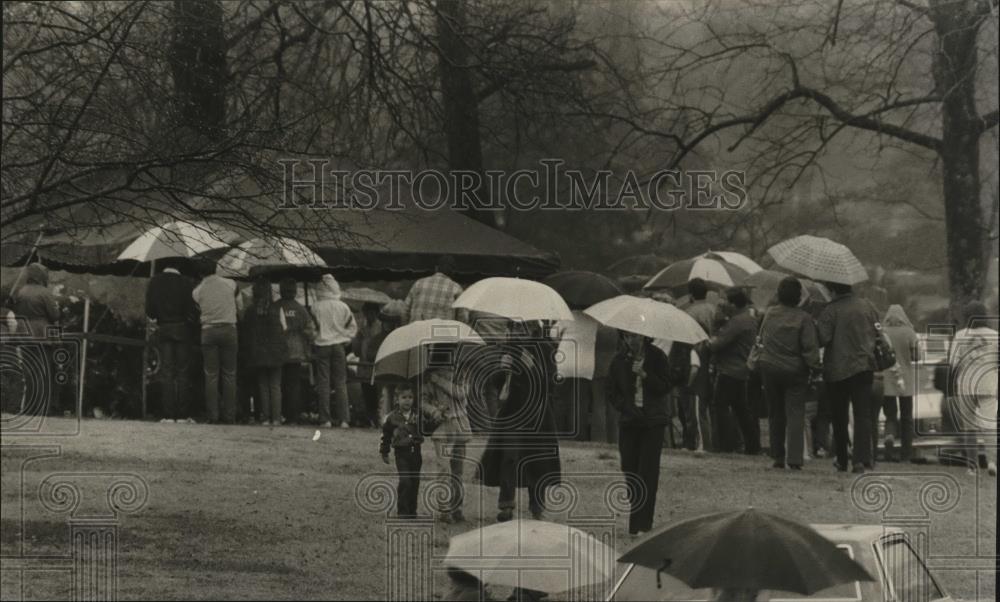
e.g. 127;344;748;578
243;279;286;426
608;331;672;535
145;265;198;423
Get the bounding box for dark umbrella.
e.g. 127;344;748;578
544;270;623;310
604;254;671;292
618;508;873;595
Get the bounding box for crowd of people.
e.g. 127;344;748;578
3;256;997;537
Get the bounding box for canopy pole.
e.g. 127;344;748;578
141;259;155;419
77;297;90;417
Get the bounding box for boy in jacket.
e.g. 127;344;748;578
609;332;672;535
380;384;424;519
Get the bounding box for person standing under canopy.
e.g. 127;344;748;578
193;263;240;424
403;255;464;323
146;266;198;423
312;274;357;428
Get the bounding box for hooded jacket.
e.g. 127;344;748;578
13;264;60;336
311;275;358;346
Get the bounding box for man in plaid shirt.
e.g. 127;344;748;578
403;256;464;323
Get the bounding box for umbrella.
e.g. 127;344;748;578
584;295;708;344
216;237;326;279
444;519;617;594
341;287;393;307
372;319;485;380
618;508;873;595
702;251;763;275
453;277;574;322
117;220;237;265
553;310;619;380
605;254;671;292
744;269;831;309
544;271;623;310
644;256;750;290
767;235;867;285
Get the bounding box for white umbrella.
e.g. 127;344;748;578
767;235;868;285
444;519;617;594
584;295;708;344
373;319;485;380
216;237;326;279
453;277;574;322
117;220;237;264
702;251;763;275
554;311;619;380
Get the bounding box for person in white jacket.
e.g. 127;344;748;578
312;274;358;428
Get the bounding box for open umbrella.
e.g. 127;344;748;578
544;271;623;310
444;519;617;594
341;287;393;307
702;251;763;275
619;508;873;595
743;269;831;309
117;220;237;266
453;277;573;322
584;295;707;344
767;235;867;286
644;256;749;291
605;254;671;292
372;319;484;380
553;310;619;380
216;237;326;279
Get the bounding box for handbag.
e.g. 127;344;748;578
746;309;771;372
873;321;897;371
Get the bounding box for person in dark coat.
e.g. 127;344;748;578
478;321;562;522
380;384;424;519
243;279;287;425
145;266;198;423
608;332;672;535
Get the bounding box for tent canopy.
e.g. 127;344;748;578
1;171;560;281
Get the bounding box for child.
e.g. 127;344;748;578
380;384;424;519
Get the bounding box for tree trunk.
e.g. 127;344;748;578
931;0;986;316
169;0;227;138
436;0;495;227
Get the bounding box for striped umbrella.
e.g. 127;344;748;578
216;237;326;279
117;220;237;264
702;251;763;275
373;319;485;380
768;235;868;286
643;256;750;290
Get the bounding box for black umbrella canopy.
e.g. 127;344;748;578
619;508;873;595
544;270;623;310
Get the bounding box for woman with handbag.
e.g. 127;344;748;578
753;278;821;470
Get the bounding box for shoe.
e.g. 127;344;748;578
185;418;196;424
988;462;996;477
321;421;333;428
263;420;273;426
852;463;865;474
815;448;828;458
966;468;977;477
339;422;350;429
788;464;802;471
93;407;105;419
833;462;847;472
497;509;513;523
771;461;785;469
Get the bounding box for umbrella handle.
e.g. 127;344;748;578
656;559;671;589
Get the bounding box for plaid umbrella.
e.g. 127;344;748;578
644;256;749;290
341;287;393;307
767;235;868;285
216;237;326;279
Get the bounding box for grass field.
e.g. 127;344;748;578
1;418;995;601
